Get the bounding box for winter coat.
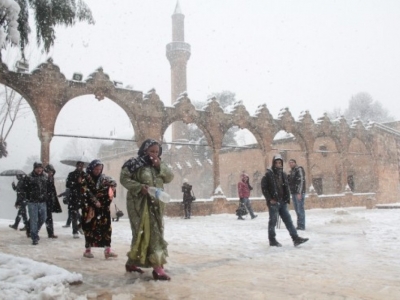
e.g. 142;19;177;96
120;160;174;268
288;165;306;195
12;177;26;206
24;171;48;203
47;177;62;213
238;174;252;199
66;169;86;210
81;164;116;248
182;182;193;202
261;155;291;205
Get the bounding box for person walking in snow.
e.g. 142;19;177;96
120;139;174;280
81;159;118;259
288;159;306;230
182;178;194;219
9;174;28;231
43;164;62;239
237;173;258;220
261;155;308;247
23;162;48;245
66;161;85;238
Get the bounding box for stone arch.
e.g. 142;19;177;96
347;137;374;192
311;136;341;194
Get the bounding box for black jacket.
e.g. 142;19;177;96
66;169;86;209
288;166;306;195
261;154;291;205
182;182;193;202
24;171;48;203
12;177;26;206
261;169;291;205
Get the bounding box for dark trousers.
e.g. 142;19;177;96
183;201;192;218
71;209;81;234
44;203;55;237
12;203;28;228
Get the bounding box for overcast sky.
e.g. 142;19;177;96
2;0;400;170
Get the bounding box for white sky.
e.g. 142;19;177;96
2;0;400;170
0;205;399;299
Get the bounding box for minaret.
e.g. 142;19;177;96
166;1;191;141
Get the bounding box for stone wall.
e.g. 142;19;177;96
164;192;379;217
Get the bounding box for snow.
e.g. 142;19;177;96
1;206;400;299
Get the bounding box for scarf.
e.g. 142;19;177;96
122;139;163;174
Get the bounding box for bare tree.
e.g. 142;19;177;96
344;92;394;124
0;86;30;158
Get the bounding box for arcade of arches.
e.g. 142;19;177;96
1;59;400;212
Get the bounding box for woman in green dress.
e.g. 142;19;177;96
120;139;174;280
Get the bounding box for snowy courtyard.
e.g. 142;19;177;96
0;206;400;300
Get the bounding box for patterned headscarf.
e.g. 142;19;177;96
86;159;104;178
122;139;163;174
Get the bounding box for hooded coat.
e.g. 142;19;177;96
44;164;62;213
81;159;117;248
120;139;174;268
261;155;291;204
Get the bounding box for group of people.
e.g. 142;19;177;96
236;155;308;247
7;139;309;282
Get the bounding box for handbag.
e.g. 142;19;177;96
191;190;196;201
115;204;124;217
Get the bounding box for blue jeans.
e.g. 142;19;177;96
267;202;297;241
28;202;47;242
292;193;306;229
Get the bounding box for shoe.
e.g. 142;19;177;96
269;239;282;247
125;264;144;274
104;249;118;259
296;227;305;231
62;225;70;228
78;225;84;235
237;216;245;220
152;270;171;281
73;233;79;239
9;225;18;230
32;240;38;245
48;235;58;239
251;215;258;219
83;250;94;258
19;227;26;231
294;237;309;247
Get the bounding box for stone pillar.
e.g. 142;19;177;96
212;148;221;192
40;131;53;166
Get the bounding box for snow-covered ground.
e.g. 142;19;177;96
0;206;400;300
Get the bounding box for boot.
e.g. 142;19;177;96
293;236;309;247
9;224;18;230
104;247;118;259
83;249;94;258
269;239;282;247
237;215;245;220
152;266;171;281
19;226;26;231
125;264;144;274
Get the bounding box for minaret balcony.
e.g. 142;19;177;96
166;42;191;53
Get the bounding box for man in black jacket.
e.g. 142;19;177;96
288;159;306;230
261;155;308;247
24;162;48;245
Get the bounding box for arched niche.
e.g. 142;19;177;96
220;126;263;197
347;137;374;192
311;136;341;194
163;121;213;199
